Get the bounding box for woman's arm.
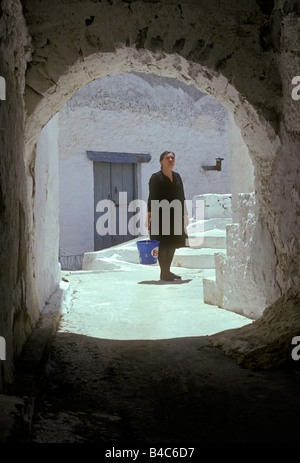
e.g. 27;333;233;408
176;173;189;225
146;174;156;230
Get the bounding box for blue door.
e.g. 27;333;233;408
93;161;137;250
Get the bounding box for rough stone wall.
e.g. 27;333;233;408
22;0;282;124
257;0;300;301
21;0;283;163
0;0;39;390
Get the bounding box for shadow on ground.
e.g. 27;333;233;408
138;279;192;285
30;331;300;444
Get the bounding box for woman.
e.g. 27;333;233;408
146;151;189;281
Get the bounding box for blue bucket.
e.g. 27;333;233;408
136;240;160;265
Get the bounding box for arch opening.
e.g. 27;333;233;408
26;48;280;337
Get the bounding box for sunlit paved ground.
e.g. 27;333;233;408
59;261;252;340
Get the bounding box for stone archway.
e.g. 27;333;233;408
1;0;299;385
22;0;289;328
26;46;280;163
24;41;300;368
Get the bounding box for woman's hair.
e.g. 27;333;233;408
159;151;175;164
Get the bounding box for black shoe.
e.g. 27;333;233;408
169;272;181;280
160;273;175;281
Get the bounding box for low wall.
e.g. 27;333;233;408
203;193;281;319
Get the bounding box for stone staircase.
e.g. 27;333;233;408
82;194;232;271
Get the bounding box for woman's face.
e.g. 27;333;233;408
160;152;175;170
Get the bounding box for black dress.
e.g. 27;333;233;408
147;170;188;248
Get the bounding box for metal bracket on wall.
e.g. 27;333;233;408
202;157;224;171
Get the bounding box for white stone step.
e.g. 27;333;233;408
188;217;232;231
202;277;218;306
83;238;226;270
172;247;226;269
187;228;226;249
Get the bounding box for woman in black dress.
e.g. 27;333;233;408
146;151;189;281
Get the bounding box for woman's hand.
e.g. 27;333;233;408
145;212;151;230
184;214;189;227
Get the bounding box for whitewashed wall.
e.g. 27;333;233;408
228;112;255;222
58;72;236;256
35;114;61;309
